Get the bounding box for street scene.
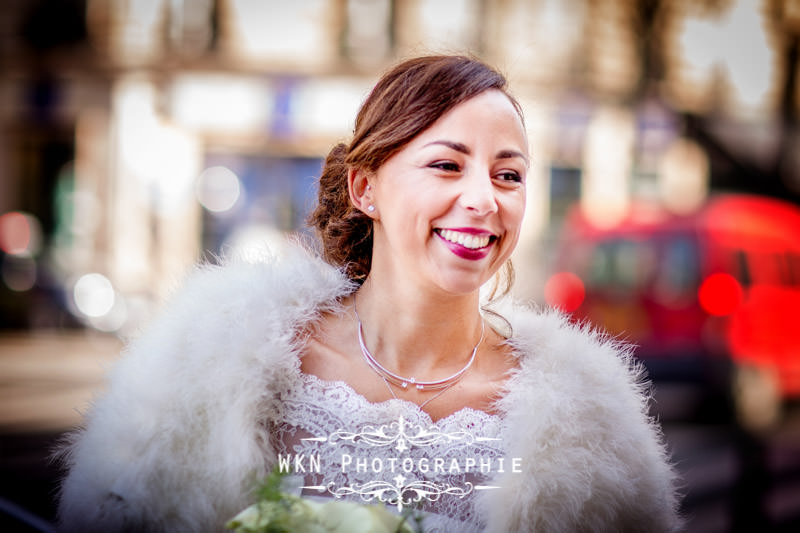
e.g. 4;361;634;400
3;0;800;531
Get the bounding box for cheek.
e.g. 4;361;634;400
501;195;526;233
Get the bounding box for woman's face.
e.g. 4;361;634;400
367;89;528;295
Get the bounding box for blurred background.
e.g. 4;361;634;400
1;0;799;531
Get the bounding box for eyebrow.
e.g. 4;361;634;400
497;149;529;165
424;140;529;165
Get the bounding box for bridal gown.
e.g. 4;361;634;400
271;372;507;532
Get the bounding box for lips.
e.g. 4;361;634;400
434;228;497;260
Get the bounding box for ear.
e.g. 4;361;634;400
347;167;376;217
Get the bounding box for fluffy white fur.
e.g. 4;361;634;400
57;247;681;532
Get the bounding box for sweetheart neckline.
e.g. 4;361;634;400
297;371;503;426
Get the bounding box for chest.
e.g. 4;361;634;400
269;373;507;531
300;335;514;422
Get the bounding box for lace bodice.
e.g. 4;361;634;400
270;372;506;532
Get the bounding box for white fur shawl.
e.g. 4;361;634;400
57;247;680;532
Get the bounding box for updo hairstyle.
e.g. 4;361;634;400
309;55;522;286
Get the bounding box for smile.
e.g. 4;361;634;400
435;229;494;249
434;228;497;261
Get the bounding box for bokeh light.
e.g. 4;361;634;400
0;211;43;256
73;273;116;318
698;272;744;317
196;166;243;213
87;294;129;333
544;271;586;313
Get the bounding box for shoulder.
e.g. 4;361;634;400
483;303;681;531
502;303;643;399
155;244;352;334
123;244;352;363
102;243;356;414
499;303;656;456
57;244;354;531
499;302;653;439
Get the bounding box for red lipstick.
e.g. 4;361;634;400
434;228;496;260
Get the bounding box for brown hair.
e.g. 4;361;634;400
309;55;522;290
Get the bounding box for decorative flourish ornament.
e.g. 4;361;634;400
321;479;479;513
301;415;499;450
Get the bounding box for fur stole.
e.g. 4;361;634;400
57;246;680;532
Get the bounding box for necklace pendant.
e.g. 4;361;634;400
355;305;485;406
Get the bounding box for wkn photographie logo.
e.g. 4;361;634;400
277;416;522;511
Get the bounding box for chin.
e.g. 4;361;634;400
434;269;495;296
425;248;508;295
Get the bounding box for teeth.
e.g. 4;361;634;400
438;229;491;249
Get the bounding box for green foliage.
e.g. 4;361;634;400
226;467;424;533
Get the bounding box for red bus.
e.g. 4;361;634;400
546;194;800;430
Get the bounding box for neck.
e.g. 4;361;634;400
353;276;484;379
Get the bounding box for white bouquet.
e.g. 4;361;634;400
226;470;423;533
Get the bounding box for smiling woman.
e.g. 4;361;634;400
355;89;526;296
57;56;681;532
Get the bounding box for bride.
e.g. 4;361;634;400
58;55;680;532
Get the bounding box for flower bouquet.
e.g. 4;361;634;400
226;470;423;533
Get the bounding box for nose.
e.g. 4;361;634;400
459;169;498;216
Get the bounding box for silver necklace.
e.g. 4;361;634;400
353;300;485;392
379;371;456;410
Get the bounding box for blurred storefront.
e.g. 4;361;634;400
0;0;798;336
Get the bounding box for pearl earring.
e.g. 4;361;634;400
367;205;375;212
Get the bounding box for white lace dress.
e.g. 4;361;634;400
271;372;506;533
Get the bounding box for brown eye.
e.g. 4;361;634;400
496;171;522;183
430;161;460;172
